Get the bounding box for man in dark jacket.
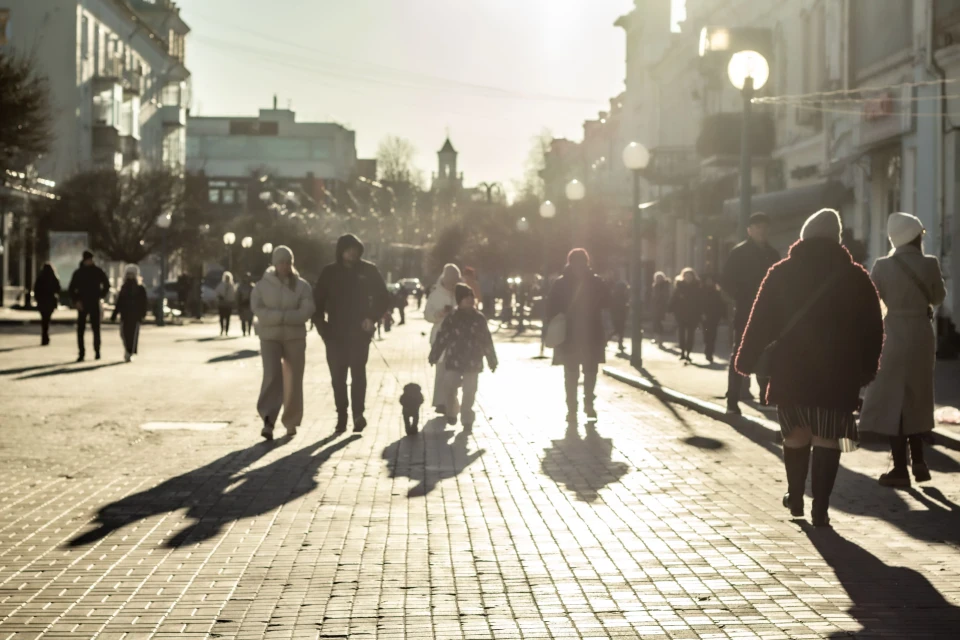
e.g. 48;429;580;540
313;234;390;433
720;212;780;414
68;251;110;362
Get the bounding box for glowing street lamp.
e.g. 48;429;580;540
241;236;253;249
262;242;273;255
223;232;236;272
565;179;586;246
727;50;769;240
539;200;556;219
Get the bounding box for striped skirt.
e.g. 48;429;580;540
778;405;859;451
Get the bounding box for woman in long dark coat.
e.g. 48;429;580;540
736;209;884;527
669;268;702;362
860;212;946;487
33;263;61;346
546;249;611;423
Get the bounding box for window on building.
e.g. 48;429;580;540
222;189;235;205
261;138;310;161
80;15;89;58
186;137;200;158
850;0;912;77
208;189;220;204
0;10;10;46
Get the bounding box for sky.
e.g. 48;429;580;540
180;0;686;194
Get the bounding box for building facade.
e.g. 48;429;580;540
1;0;190;181
186;105;358;218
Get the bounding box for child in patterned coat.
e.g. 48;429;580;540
428;283;498;427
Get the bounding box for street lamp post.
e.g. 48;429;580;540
622;142;651;369
565;179;585;247
155;210;173;327
536;201;557;359
223;232;236;272
240;236;253;274
727;50;769;240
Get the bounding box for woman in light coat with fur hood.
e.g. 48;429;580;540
424;263;462;413
252;245;316;440
860;212;946;487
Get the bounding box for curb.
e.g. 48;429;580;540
602;366;960;452
602;366;781;444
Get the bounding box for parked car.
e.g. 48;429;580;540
148;282;218;315
397;278;422;295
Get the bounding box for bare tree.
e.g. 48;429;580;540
376;136;422;186
514;128;552;203
40;168;184;263
0;50;52;172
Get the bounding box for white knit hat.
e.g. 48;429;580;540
272;245;294;265
887;212;924;249
124;264;140;278
800;208;842;243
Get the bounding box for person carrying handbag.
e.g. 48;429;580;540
545;249;611;424
735;209;884;527
859;212;946;487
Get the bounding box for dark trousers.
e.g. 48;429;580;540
677;322;696;356
564;362;598;410
77;305;101;356
398;305;406;325
703;320;719;360
727;320;760;403
326;336;372;417
891;434;926;470
239;308;252;335
218;307;232;334
40;309;53;344
483;295;496;318
121;318;140;354
612;310;627;349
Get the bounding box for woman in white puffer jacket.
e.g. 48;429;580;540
424;263;461;413
252;245;316;440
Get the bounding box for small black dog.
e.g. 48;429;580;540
400;383;424;435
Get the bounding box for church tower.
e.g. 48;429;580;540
436;137;459;191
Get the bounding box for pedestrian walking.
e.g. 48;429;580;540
415;286;424;310
669;268;702;362
546;249;611;423
110;264;148;362
68;250;110;362
425;263;462;415
237;273;255;336
735;209;884;527
33;263;61;346
701;274;726;364
860;212;947;487
721;212;780;414
252;245;316;440
395;288;407;325
215;271;237;336
650;272;671;344
428;283;498;428
313;234;390;433
611;280;629;352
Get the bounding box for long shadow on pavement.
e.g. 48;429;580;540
68;435;361;549
803;524;960;638
724;415;960;544
207;349;259;364
542;422;630;503
383;417;485;497
0;362;69;376
17;362;124;380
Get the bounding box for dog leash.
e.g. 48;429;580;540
369;337;492;421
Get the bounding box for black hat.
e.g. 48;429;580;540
455;283;474;305
749;212;770;226
82;250;94;261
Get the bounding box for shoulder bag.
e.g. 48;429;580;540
891;255;934;320
754;269;846;376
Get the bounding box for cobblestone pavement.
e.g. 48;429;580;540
2;319;960;638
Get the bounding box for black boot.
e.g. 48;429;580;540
879;436;911;487
811;447;841;527
909;435;931;482
335;414;348;433
781;445;810;517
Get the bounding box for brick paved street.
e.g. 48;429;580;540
3;318;960;638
